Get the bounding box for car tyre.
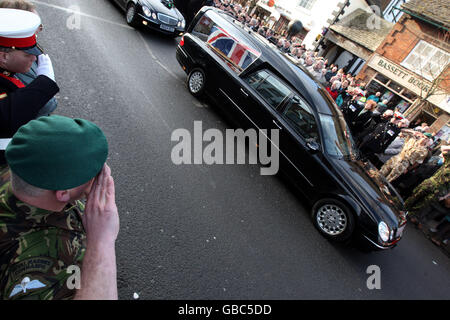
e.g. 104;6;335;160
311;198;355;243
126;3;138;27
187;68;206;97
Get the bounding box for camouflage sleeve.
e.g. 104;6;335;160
3;266;76;300
1;225;85;300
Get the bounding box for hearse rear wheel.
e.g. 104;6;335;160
187;68;206;97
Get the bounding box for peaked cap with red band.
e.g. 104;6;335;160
0;8;43;56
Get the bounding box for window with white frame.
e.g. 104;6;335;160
298;0;316;10
401;40;450;81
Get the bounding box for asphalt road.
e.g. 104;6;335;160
31;0;450;300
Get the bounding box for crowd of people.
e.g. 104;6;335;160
0;0;119;300
210;0;450;248
288;45;449;248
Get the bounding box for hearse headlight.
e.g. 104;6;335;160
378;221;390;243
181;19;186;28
142;6;151;17
152;12;157;20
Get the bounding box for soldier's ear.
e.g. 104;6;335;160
55;190;70;202
0;52;8;68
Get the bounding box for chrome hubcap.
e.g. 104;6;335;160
127;6;135;23
316;204;347;236
189;71;204;93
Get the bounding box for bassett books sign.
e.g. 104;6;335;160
368;53;448;113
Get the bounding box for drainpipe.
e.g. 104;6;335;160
392;7;449;32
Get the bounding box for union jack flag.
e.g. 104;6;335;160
207;26;260;71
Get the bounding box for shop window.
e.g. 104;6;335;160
387;80;402;93
381;90;395;102
375;73;389;84
436;125;450;142
367;80;384;94
417;111;437;127
298;0;316;10
402;40;450;81
395;100;410;113
401;88;416;101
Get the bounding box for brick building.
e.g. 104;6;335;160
356;0;449;140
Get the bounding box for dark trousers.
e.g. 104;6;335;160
415;201;448;224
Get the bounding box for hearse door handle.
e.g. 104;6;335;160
240;88;249;97
272;120;282;130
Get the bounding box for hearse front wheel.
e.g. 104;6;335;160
311;198;355;243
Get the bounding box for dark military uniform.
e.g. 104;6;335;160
0;73;59;165
0;166;86;300
350;108;373;135
359;121;401;156
404;154;450;215
0;72;59;137
341;99;362;126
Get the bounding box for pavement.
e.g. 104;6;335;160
29;0;450;300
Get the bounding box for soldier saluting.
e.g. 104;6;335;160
0;9;58;164
359;112;409;156
0;116;119;300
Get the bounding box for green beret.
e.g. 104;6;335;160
6;115;108;190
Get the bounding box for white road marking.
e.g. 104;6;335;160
136;31;181;81
33;0;183;83
32;0;134;30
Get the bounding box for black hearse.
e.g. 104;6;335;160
176;7;407;251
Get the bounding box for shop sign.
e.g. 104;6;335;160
369;54;431;94
368;54;448;113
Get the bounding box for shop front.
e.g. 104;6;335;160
364;53;449;136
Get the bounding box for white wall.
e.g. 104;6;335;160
272;0;372;49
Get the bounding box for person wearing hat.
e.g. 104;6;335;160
405;144;450;222
0;116;119;300
0;0;58;118
349;99;377;136
0;8;59;164
379;129;430;183
354;109;394;147
358;116;409;165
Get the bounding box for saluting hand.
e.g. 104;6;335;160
83;164;120;246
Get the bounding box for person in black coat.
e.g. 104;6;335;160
358;116;409;163
0;9;59;164
174;0;213;26
354;109;394;145
349;99;377;135
341;94;363;128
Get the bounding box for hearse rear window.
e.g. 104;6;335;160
193;10;261;74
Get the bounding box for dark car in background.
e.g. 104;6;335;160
112;0;185;36
176;7;408;251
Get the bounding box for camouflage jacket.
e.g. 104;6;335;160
405;154;450;213
0;167;86;300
